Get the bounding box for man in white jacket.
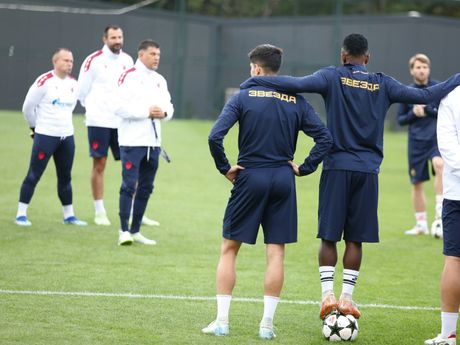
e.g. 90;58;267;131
78;25;133;226
114;39;174;246
425;86;460;345
15;48;86;227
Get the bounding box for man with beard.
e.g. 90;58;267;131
78;25;134;226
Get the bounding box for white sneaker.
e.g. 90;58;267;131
15;216;32;226
201;320;229;336
405;225;429;235
259;318;276;340
425;334;456;345
142;215;160;226
118;230;133;246
94;212;111;226
131;232;156;245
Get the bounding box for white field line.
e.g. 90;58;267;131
0;289;439;311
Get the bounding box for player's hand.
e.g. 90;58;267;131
225;165;245;184
149;105;165;119
288;160;300;176
413;104;426;117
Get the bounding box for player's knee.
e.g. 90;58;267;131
120;184;136;198
24;172;40;187
433;157;444;173
136;186;153;200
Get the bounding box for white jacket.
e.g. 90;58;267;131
438;85;460;200
78;45;133;128
114;59;174;147
22;70;77;137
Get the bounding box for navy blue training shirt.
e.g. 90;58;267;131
208;86;333;176
397;80;439;141
241;65;460;174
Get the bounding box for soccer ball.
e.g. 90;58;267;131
431;219;443;239
322;311;359;341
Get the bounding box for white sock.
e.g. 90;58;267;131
415;211;428;229
436;195;443;218
17;202;29;217
262;295;279;324
342;269;359;296
319;266;335;296
216;295;231;322
62;205;74;219
441;312;458;338
94;199;106;214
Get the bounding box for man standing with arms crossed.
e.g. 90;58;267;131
203;44;332;339
243;33;460;321
424;85;460;345
78;25;133;226
398;54;444;236
15;48;86;227
114;40;173;246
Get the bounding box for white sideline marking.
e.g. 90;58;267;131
0;289;439;311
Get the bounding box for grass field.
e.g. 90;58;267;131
0;110;447;344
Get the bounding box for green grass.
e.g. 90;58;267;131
0;110;445;344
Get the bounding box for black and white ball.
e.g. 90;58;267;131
322;311;359;341
431;219;443;239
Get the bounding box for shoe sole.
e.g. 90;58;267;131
118;240;133;246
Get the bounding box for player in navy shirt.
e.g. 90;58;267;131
203;44;332;339
397;54;444;236
241;33;460;321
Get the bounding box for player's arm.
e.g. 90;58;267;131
437;93;460;178
396;103;418;126
157;77;174;122
240;69;329;95
208;93;240;176
387;73;460;105
22;81;46;130
297;103;333;176
424;102;439;118
76;57;94;107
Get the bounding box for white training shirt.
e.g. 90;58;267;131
22;70;78;137
77;45;133;128
437;85;460;201
114;59;174;147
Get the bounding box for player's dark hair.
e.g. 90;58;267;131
342;34;369;57
248;44;283;73
52;47;71;61
138;39;160;52
104;25;122;37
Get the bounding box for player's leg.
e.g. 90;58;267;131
432;155;444;219
88;126;111;225
15;134;55;226
118;146;142;245
203;168;266;336
317;170;349;318
339;171;379;318
202;238;242;336
130;147;158;245
426;199;460;345
54;136;86;226
406;141;429;235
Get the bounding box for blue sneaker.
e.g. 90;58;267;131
201;320;229;336
259;318;276;340
63;216;87;226
15;216;32;226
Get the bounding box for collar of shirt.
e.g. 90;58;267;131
343;63;368;72
102;44;124;60
134;59;156;76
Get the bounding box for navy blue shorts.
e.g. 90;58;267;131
318;170;379;243
87;126;120;160
222;166;297;245
443;199;460;257
408;138;441;184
